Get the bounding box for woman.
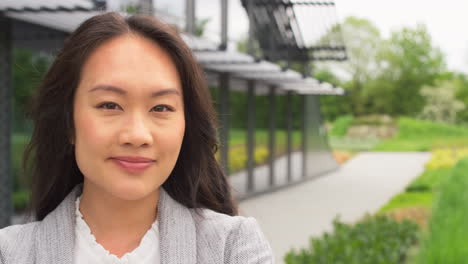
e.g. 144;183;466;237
0;12;274;264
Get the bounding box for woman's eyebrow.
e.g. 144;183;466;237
88;85;180;97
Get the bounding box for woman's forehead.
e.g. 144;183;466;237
78;34;183;95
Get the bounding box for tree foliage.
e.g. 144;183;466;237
316;18;448;119
370;24;446;116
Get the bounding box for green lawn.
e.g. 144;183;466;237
379;168;451;214
373;118;468;151
377;156;468;263
416;159;468;263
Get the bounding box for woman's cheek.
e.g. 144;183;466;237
75;109;112;152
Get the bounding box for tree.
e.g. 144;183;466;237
451;72;468;123
315;68;351;121
369;24;446;116
315;17;383;115
418;80;465;124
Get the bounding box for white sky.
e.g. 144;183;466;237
334;0;468;74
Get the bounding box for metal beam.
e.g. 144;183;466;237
0;16;13;228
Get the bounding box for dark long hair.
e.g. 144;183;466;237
23;12;238;221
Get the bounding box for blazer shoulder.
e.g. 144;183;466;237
0;222;39;263
191;209;275;264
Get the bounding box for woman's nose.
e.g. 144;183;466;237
118;114;154;147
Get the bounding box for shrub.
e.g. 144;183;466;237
425;148;468;169
329;115;354;138
13;190;30;213
418;80;465;124
215;145;271;173
351;114;395;126
284;214;419;264
254;147;269;165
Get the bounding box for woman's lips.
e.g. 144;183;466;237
111;158;154;173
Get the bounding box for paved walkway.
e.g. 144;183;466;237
237;152;431;264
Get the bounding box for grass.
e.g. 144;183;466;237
379;168;451;214
377;157;468;263
374;117;468;151
415;158;468;263
379;192;433;213
405;168;452;192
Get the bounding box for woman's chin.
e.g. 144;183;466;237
109;182;156;201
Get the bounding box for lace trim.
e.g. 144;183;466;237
75;195;158;262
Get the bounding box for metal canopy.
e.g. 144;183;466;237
5;11;101;34
195;49;343;95
241;0;347;62
0;0;96;12
2;9;344;96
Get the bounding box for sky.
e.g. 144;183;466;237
196;0;468;74
333;0;468;74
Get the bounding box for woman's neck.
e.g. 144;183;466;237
78;181;159;257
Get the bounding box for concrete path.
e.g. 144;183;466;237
237;152;431;264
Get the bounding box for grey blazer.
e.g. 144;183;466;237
0;184;274;263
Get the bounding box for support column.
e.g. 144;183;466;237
220;0;228;50
301;95;307;178
268;86;276;186
218;73;230;175
246;0;255;56
286;90;293;182
0;17;13;228
186;0;196;34
301;62;311;179
246;80;256;192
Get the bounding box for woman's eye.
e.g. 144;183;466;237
96;103;172;112
152;105;173;112
97;102;121;110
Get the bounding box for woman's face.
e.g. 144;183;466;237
73;34;185;201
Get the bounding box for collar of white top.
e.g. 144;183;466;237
75;195;159;262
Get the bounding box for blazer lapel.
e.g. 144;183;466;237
35;184;81;264
33;184;198;264
158;188;197;263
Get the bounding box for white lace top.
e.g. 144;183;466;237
73;195;160;264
